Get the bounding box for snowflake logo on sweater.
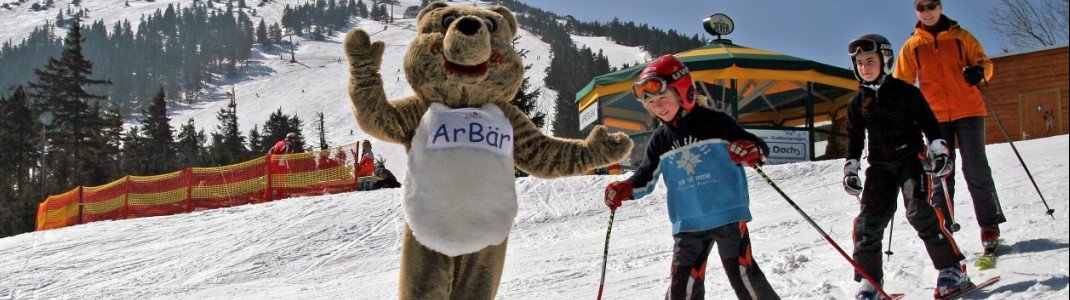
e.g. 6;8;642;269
676;148;702;175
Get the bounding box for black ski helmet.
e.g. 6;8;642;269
847;34;894;82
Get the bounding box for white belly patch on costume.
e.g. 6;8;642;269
404;103;517;257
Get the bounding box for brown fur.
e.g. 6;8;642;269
399;226;506;299
344;2;632;298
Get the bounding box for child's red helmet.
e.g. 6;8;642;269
633;55;696;111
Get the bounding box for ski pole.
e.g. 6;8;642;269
921;154;961;232
753;166;895;299
884;213;895;261
596;209;616;300
975;80;1056;219
939;177;961;232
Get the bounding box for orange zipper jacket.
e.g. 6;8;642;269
894;17;993;122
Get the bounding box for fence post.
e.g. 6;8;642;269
77;186;84;225
352;148;360;190
184;167;193;213
124;176;131;219
265;154;274;201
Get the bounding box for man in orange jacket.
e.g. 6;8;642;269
894;0;1005;253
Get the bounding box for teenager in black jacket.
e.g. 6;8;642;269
843;34;971;300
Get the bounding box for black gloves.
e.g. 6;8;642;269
963;65;985;86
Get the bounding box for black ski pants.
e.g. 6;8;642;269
667;222;779;300
853;156;965;284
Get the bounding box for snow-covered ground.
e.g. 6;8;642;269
1;135;1067;299
571;35;652;70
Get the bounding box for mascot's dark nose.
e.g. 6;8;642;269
456;17;482;36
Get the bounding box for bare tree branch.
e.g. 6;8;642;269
988;0;1069;52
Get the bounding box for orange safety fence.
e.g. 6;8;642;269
35;187;81;231
35;142;367;231
82;177;128;223
191;156;269;210
270;143;360;198
128;170;190;218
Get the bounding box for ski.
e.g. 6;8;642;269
935;276;1001;300
974;252;996;270
889;293;905;299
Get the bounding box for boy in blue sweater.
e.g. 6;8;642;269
603;55;779;300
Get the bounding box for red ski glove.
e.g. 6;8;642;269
604;180;632;211
729;139;765;167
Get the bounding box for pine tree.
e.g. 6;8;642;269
256;19;270;48
269;23;284;45
356;0;368;18
258;108;306;153
100;104;124;174
0;86;42;237
248;124;263;153
121;126;147;174
208;90;248;165
509;45;546;130
26;21;112;190
316;112;328;150
175;118;207;168
139;87;176;174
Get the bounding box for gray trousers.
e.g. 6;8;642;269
933;116;1007;231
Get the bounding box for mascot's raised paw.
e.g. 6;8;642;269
344;28;385;74
586;125;634;162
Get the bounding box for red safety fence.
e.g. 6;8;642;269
36;142;367;231
35;187;81;231
81;177;128;223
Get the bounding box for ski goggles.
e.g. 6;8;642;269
915;1;940;12
632;67;689;100
632;76;672;100
847;39;890;56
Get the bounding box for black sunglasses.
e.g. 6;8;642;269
915;2;940;12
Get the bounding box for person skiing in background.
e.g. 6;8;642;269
843;34;972;299
893;0;1005;252
602;54;779;300
271;132;297;155
266;132;297;199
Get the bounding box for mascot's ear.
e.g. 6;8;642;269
489;6;517;37
416;1;450;29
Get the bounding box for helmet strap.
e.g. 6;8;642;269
861;74;886;91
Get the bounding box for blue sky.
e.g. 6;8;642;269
517;0;1010;69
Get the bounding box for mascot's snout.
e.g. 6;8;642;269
444;15;492;73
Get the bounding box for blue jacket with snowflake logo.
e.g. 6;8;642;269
628;106;769;233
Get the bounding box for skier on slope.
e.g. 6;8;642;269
603;54;780;300
893;0;1006;252
842;34;971;299
265;132;298;199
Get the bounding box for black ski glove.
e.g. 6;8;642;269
963;65;985;86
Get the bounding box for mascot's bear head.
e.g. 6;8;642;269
404;2;524;108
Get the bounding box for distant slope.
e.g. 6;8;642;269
1;135;1066;299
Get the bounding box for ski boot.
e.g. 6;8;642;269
856;280;881;300
981;225;1000;253
934;264;973;299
